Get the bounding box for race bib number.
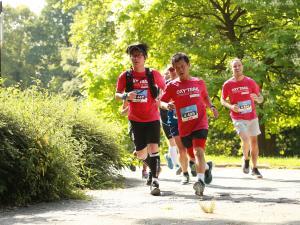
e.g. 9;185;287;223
238;100;252;114
132;89;147;102
180;105;198;122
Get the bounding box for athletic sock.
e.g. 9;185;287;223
197;173;205;182
149;152;160;178
143;154;151;167
169;146;178;166
205;163;209;170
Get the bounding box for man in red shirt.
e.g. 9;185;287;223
115;43;166;195
161;52;218;196
221;58;264;178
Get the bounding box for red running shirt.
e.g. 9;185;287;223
161;77;209;137
116;69;166;122
222;76;260;120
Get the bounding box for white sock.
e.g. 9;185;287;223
169;146;178;166
205;163;209;170
197;173;204;182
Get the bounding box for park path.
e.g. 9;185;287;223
0;166;300;225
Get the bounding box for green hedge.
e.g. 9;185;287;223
0;86;125;206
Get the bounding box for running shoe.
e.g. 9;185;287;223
150;180;160;196
204;161;213;184
193;179;205;196
242;159;250;174
181;173;190;185
251;167;263;178
129;164;136;172
189;161;197;177
164;153;174;169
175;165;182;175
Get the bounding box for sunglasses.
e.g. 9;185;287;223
169;67;175;72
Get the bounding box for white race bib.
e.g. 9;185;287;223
132;89;147;102
238;100;252;114
180;105;198;122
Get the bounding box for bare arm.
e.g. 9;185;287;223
115;91;137;102
250;93;264;104
204;95;218;118
221;97;239;113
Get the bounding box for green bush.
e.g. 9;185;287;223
0;86;125;206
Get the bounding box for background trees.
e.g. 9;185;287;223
3;0;299;156
64;0;299;156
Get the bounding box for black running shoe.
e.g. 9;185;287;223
251;167;263;178
181;173;190;185
242;159;250;174
193;179;205;196
189;161;197;177
204;161;213;184
146;172;152;186
150;180;160;196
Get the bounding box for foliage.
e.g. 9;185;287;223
2;1;80;92
63;0;299;156
0;86;125;205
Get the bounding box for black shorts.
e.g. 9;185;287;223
181;129;208;148
169;123;179;137
130;120;160;151
160;109;172;139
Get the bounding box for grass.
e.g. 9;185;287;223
207;155;300;169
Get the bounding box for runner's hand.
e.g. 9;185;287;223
127;91;137;101
167;102;175;110
211;107;219;118
231;104;240;113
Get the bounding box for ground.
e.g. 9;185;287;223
0;166;300;225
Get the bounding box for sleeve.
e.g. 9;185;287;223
221;83;229;100
250;79;260;95
153;70;166;91
200;80;209;99
116;72;126;93
160;83;172;102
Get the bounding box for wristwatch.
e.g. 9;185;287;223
122;93;128;100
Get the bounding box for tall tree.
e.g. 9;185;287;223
64;0;300;156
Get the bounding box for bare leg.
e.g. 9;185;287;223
174;136;188;173
239;132;250;160
250;136;259;168
194;147;205;174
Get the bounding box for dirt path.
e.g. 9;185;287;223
1;166;300;225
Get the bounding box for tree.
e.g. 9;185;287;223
2;5;36;86
64;0;300;156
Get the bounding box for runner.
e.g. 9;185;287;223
161;66;213;184
221;58;264;178
115;43;166;195
161;53;218;196
160;67;180;172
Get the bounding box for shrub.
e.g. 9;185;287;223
0;86;125;206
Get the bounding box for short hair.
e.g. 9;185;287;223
230;58;242;66
171;52;190;65
126;43;148;58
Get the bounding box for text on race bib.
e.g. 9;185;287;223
132;89;147;102
180;105;198;122
238;100;252;114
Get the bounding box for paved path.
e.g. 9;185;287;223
1;167;300;225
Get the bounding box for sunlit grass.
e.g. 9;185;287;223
207;155;300;169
